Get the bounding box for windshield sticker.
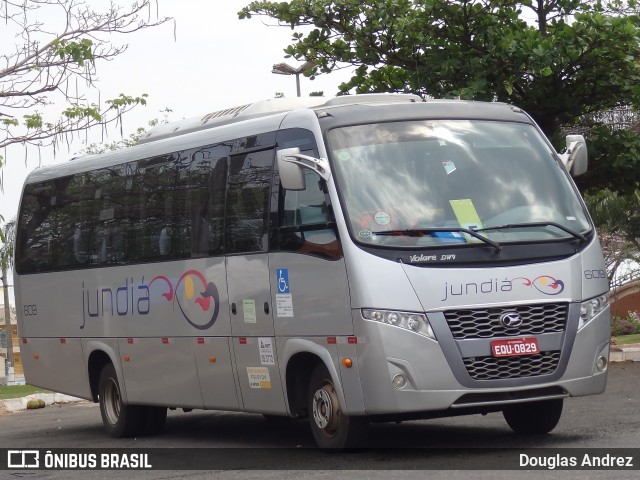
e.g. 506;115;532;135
336;150;351;161
441;275;565;302
442;160;456;175
374;211;391;225
450;199;484;237
566;216;576;221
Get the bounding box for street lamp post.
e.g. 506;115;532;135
271;60;315;97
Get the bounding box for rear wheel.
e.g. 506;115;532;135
503;399;563;434
98;363;145;437
307;364;368;449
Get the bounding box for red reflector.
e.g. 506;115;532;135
127;338;134;344
239;337;247;345
22;338;27;344
348;336;358;344
60;338;66;344
197;338;205;344
162;337;169;344
327;337;337;344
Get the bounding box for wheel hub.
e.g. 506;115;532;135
104;378;121;425
312;384;340;433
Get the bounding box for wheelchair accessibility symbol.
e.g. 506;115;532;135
277;268;290;294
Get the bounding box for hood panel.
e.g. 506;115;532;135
402;258;581;311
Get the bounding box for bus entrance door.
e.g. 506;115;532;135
227;254;286;413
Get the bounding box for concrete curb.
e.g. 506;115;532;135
1;393;84;413
610;343;640;362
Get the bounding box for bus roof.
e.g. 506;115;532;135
137;93;423;144
23;94;530;186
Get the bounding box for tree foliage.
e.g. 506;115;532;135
240;0;640;192
0;0;172;174
1;218;16;371
77;108;173;156
585;189;640;283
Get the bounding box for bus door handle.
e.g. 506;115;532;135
231;303;237;315
264;302;270;315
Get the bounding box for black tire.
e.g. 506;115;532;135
307;364;368;449
98;363;145;437
141;406;167;436
503;399;563;434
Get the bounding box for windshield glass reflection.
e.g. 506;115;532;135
328;120;591;248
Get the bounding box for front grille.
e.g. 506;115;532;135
463;351;561;380
444;303;567;340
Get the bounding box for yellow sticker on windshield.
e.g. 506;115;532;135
450;199;483;241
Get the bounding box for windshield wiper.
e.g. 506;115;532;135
371;227;501;252
473;222;586;243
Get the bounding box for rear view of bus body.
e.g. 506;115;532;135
14;94;609;449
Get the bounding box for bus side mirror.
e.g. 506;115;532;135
277;147;331;190
277;148;306;190
559;134;588;177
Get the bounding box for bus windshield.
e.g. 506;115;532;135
328;120;591;248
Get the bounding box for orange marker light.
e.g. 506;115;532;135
33;354;39;360
209;356;216;363
341;358;353;368
123;355;130;362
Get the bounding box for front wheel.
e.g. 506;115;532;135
503;398;563;434
98;363;145;437
307;364;368;449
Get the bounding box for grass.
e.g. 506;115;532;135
0;384;51;400
612;333;640;346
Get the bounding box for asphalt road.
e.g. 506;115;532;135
1;361;639;479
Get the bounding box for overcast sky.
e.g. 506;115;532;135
0;0;353;223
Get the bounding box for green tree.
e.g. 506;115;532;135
585;189;640;282
239;0;640;192
77;108;173;156
0;0;172;176
0;218;16;374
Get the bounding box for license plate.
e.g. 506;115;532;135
491;337;539;358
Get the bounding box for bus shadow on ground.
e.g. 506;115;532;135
158;409;588;450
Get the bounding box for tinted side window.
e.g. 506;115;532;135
17;180;61;273
225;148;274;254
16;143;231;273
271;128;342;259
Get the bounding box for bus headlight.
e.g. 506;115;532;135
362;309;436;340
579;294;609;330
